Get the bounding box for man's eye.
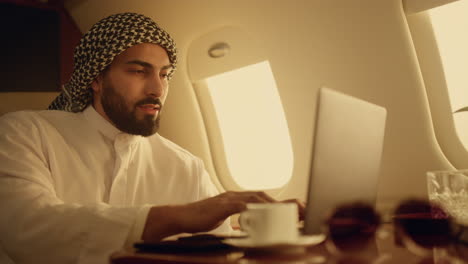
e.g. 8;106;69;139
130;69;145;74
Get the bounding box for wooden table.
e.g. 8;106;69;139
110;225;468;264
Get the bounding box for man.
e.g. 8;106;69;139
0;12;302;264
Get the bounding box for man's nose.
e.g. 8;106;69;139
146;74;165;98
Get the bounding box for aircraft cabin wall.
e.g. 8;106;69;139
1;0;459;215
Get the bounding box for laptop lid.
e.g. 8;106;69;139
303;87;387;235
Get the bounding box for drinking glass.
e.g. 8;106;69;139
427;170;468;225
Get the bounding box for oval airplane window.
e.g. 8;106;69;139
406;0;468;168
429;1;468;150
188;27;294;190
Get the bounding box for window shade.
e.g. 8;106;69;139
404;0;462;14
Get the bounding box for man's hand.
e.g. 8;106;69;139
141;191;304;242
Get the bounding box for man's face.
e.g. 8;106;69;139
92;43;172;136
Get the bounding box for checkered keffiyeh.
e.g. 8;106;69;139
48;12;177;112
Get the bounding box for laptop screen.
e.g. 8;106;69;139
303;87;387;235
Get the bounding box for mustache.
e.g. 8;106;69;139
135;98;162;108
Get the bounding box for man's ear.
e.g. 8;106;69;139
91;74;104;94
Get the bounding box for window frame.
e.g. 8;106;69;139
406;8;468;169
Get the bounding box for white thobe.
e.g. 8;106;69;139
0;106;230;264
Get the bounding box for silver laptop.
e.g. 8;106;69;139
303;87;387;235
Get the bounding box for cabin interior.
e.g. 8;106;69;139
1;0;467;226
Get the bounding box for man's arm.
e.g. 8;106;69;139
139;154;306;242
141;191;305;242
141;191;273;241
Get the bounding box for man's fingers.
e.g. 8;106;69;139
244;191;275;203
224;191;277;203
257;191;277;203
225;201;248;215
281;198;305;208
214;192;304;221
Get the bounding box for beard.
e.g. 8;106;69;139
100;82;162;137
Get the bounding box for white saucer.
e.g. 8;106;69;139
223;234;326;249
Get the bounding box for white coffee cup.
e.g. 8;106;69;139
239;203;299;244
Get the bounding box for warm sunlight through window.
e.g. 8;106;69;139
204;61;293;190
430;1;468;149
